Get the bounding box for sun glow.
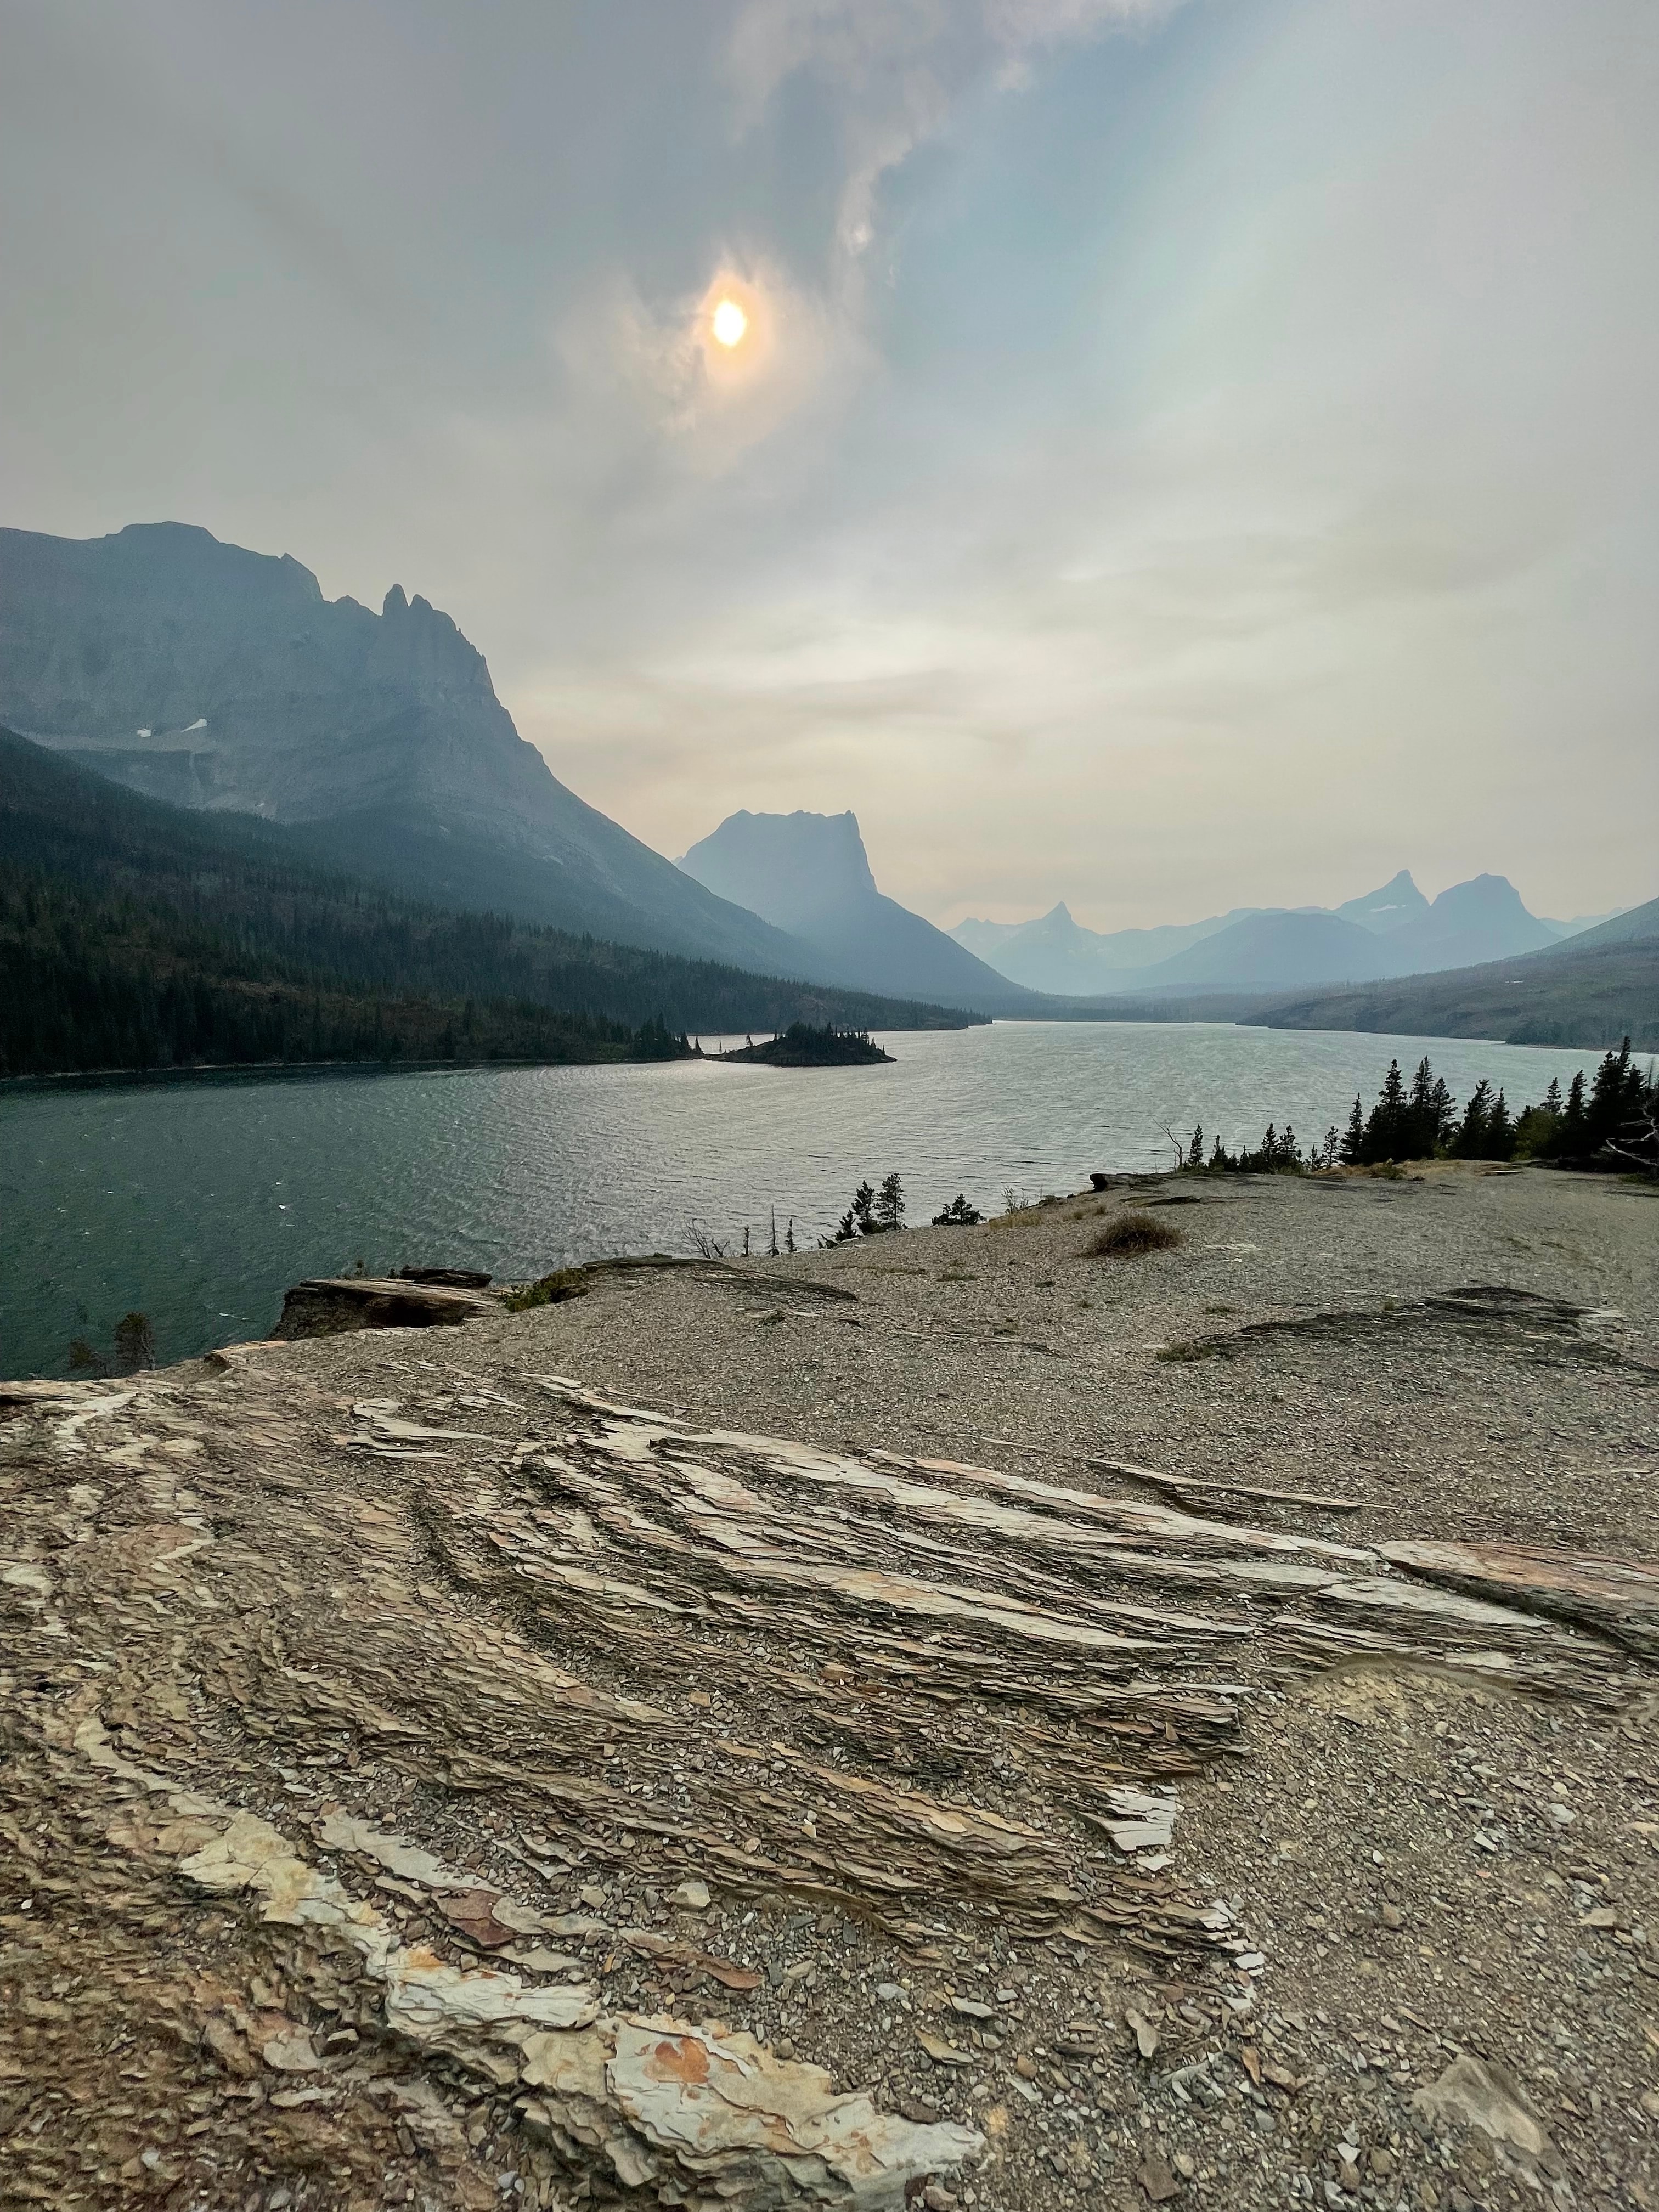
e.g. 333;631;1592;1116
711;297;748;348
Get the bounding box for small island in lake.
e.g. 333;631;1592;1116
718;1022;893;1066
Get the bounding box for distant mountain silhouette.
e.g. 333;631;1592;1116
1249;892;1659;1051
1123;910;1401;992
953;870;1573;995
1335;869;1430;934
677;811;1035;1012
0;521;825;973
951;901;1245;993
1379;873;1559;969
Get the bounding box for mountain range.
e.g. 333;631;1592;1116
0;520;1037;1018
1246;894;1659;1052
0;726;981;1077
0;522;832;979
952;870;1607;997
2;517;1647;1053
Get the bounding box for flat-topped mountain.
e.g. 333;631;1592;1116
677;809;1034;1012
0;522;820;973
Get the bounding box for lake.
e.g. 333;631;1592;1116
1;1021;1603;1379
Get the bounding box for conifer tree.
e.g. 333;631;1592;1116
1561;1069;1588;1154
1487;1090;1516;1159
1365;1059;1409;1161
1454;1079;1494;1158
1588;1039;1639;1152
1341;1095;1365;1166
873;1172;906;1232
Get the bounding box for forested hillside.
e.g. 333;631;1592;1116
0;732;973;1076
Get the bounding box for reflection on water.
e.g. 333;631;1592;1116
1;1022;1599;1377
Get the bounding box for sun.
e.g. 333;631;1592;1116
711;297;748;348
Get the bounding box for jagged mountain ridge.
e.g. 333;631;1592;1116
0;522;828;974
953;868;1588;996
676;810;1037;1013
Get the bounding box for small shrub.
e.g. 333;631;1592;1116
932;1194;983;1227
501;1268;589;1313
1156;1338;1219;1363
1085;1211;1183;1259
112;1311;156;1372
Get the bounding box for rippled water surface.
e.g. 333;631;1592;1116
1;1022;1600;1376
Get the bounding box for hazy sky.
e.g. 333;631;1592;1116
3;0;1656;927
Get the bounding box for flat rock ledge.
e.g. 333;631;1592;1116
274;1276;499;1339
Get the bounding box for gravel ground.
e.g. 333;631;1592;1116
4;1159;1657;2212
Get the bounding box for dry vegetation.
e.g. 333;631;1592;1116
1084;1209;1184;1259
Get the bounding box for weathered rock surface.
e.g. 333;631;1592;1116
273;1276;499;1339
3;1165;1657;2210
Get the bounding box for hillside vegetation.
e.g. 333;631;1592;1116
0;731;975;1077
1247;908;1659;1052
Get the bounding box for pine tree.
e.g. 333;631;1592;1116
1587;1039;1639;1152
1340;1094;1365;1166
785;1218;796;1255
1561;1069;1588;1155
1367;1059;1409;1161
1407;1058;1437;1156
873;1172;906;1232
1453;1079;1494;1158
1487;1090;1516;1159
1186;1125;1204;1169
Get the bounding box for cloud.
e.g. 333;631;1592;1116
725;0;1183;274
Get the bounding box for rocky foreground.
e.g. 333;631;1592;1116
3;1162;1657;2212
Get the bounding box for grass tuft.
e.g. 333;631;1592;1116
1085;1210;1184;1259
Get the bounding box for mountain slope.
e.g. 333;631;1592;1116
0;729;980;1075
0;521;821;973
1124;909;1403;992
1543;895;1659;952
677;810;1035;1012
1246;898;1659;1051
